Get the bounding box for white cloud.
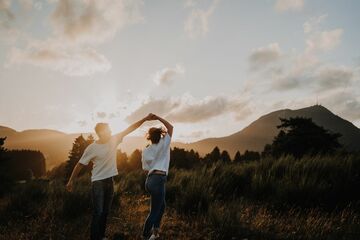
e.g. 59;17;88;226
184;0;219;38
3;0;144;76
248;14;345;91
314;65;354;90
96;112;107;119
6;45;111;76
275;0;304;12
305;28;343;53
50;0;144;45
125;94;250;123
248;43;282;70
303;14;328;34
153;64;185;86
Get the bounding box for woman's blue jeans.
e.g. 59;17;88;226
91;177;114;240
142;174;167;238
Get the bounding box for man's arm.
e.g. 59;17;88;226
66;163;85;192
152;114;173;137
113;114;152;144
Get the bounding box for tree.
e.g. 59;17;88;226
204;146;221;164
241;150;260;162
233;151;242;163
220;150;231;163
128;149;142;171
117;149;129;171
0;137;11;196
65;135;94;178
267;117;342;158
170;147;200;169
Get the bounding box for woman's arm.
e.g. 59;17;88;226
114;114;152;144
151;114;173;137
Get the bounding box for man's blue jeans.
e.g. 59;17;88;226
91;177;114;240
143;174;167;238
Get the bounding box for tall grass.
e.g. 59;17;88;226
1;154;359;239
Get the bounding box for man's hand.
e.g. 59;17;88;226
66;181;73;192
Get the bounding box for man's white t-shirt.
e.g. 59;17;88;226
78;136;120;182
141;133;171;175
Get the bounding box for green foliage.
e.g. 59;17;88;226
166;168;212;215
1;180;49;220
127;149;142;171
267;117;342;158
116;170;146;194
204;146;221;164
233;150;241;163
65;135;94;179
220;150;231;163
166;154;360;214
170;147;200;169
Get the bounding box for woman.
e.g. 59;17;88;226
141;113;173;240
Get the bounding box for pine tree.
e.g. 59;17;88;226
233;151;242;163
128;149;142;171
220;150;231;163
204;146;221;164
65;135;94;178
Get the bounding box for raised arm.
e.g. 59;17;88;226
114;114;152;144
151;114;173;137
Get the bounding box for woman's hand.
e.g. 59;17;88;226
146;113;158;121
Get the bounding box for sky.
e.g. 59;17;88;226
0;0;360;142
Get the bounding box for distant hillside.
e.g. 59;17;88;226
173;105;360;156
0;127;148;170
2;105;360;168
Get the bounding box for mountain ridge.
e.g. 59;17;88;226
1;105;359;169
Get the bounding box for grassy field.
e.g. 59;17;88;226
1;154;360;239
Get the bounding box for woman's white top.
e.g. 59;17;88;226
141;133;171;175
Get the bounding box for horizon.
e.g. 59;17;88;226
1;0;360;142
1;104;358;145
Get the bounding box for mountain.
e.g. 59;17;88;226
1;105;359;169
0;126;148;170
172;105;360;156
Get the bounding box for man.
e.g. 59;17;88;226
66;114;153;240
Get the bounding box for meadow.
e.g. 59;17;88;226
1;153;360;239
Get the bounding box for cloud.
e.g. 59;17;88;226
3;0;144;76
125;94;250;123
179;130;209;139
153;64;185;86
315;65;354;90
6;45;111;76
96;112;107;119
275;0;304;12
0;0;14;25
77;120;87;127
303;14;327;34
319;90;360;121
248;43;282;70
305;28;343;53
50;0;144;45
184;0;219;38
248;14;346;91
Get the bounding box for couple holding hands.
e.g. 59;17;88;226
66;113;173;240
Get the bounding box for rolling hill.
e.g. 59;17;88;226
172;105;360;156
1;105;360;169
